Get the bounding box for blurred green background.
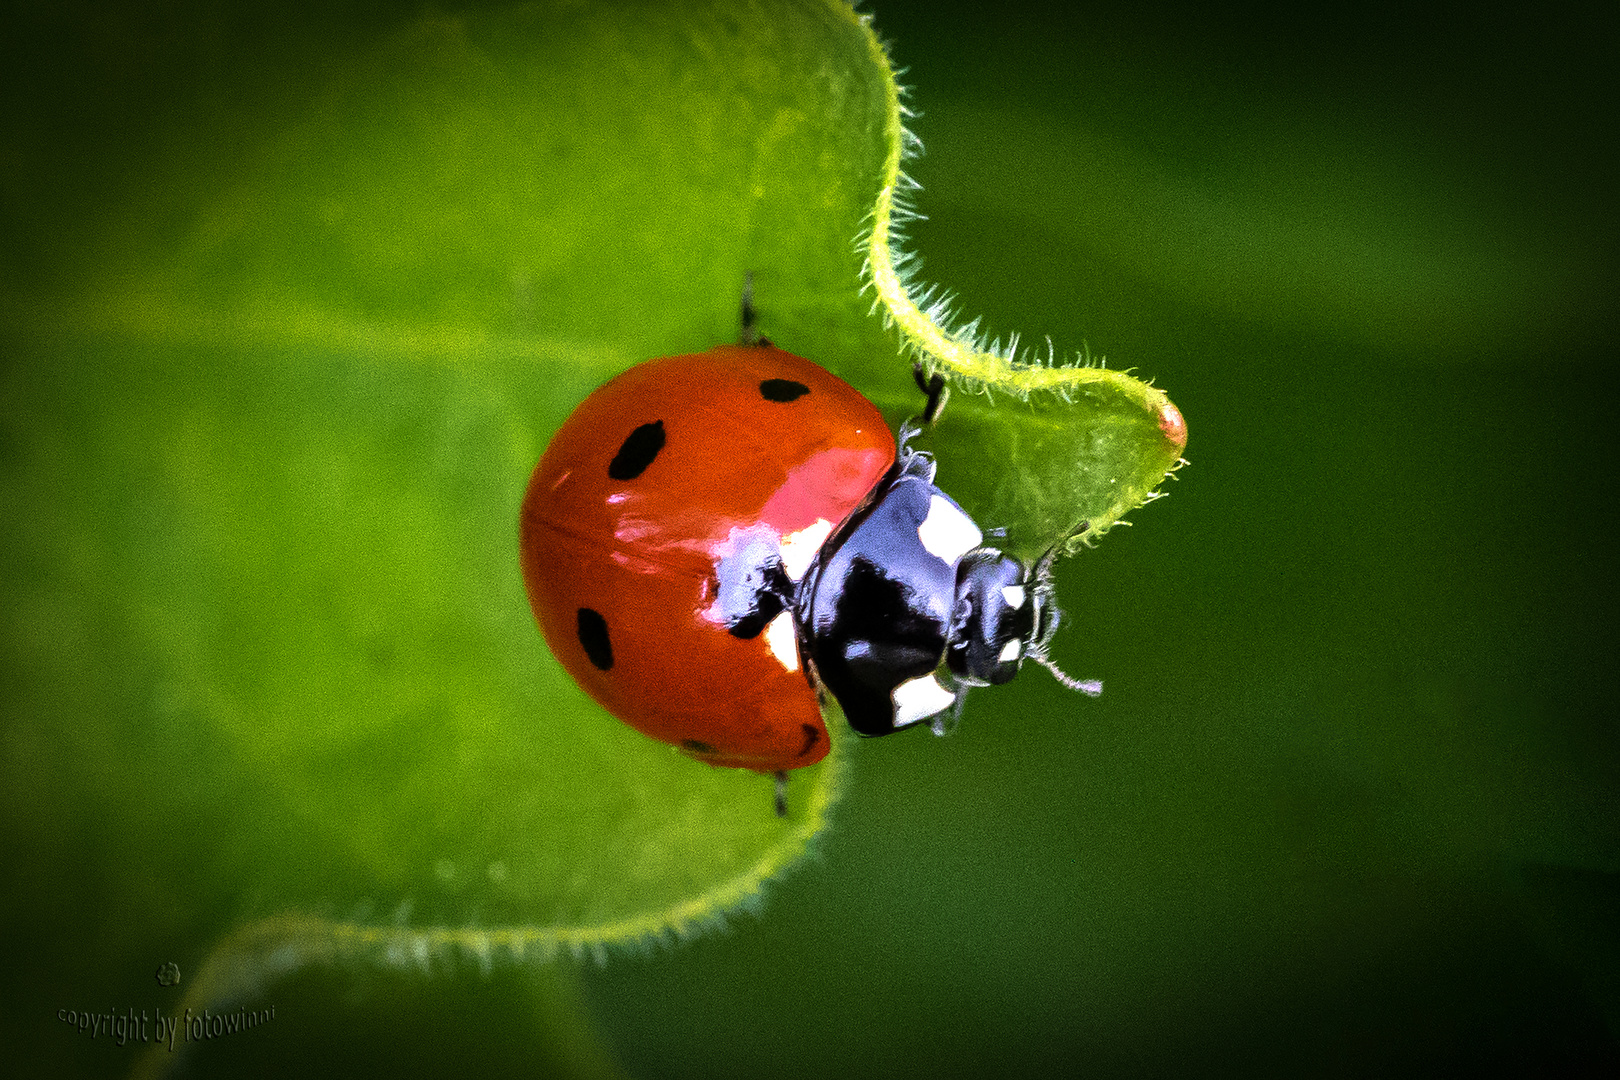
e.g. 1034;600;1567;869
4;0;1616;1077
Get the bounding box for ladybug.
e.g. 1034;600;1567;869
519;318;1085;815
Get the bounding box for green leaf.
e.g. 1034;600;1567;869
3;1;895;1060
909;384;1185;562
2;2;1186;1071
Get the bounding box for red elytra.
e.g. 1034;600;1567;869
519;345;895;772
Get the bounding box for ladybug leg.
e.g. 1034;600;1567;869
911;362;948;425
929;691;967;738
739;272;773;348
773;770;789;818
896;364;950;452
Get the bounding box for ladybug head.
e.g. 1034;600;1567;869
945;547;1100;697
945;549;1036;686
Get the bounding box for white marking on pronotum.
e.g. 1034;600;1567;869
764;610;799;672
916;495;982;565
891;673;957;728
779;518;834;582
1001;584;1026;609
998;639;1022;664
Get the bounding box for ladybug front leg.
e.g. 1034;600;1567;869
897;363;950;451
773;770;789;818
912;362;948;425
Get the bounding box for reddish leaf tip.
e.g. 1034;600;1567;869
1157;400;1187;450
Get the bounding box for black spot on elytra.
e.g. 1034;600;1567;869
797;724;820;757
682;739;717;756
609;420;665;480
760;379;810;403
576;608;613;670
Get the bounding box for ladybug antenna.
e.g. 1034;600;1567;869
1026;543;1103;697
773;770;789;818
1033;653;1104;697
740;272;770;347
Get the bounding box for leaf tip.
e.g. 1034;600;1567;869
1156;398;1188;452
